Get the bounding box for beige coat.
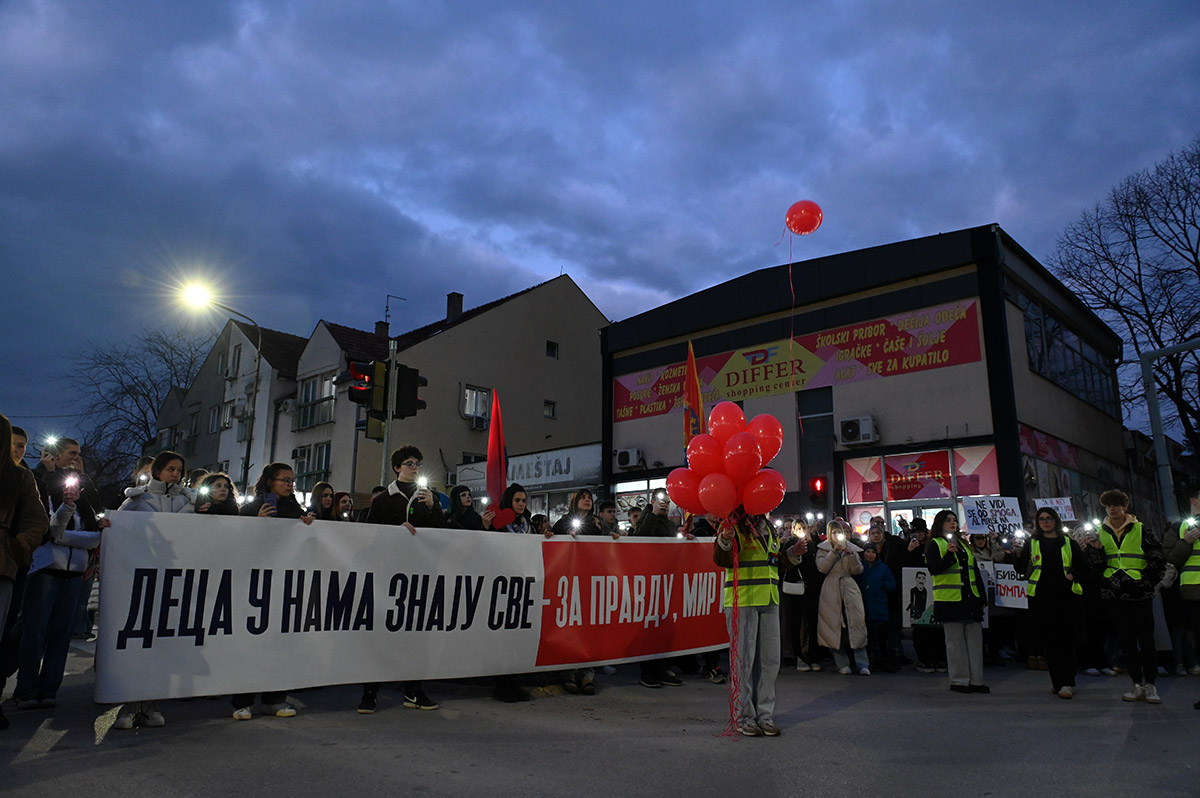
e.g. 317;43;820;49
816;539;867;650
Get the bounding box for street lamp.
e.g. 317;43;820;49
180;283;263;493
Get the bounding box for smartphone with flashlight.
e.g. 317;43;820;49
264;493;277;510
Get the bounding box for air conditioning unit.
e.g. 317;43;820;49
234;401;247;418
290;448;303;460
223;368;236;381
470;416;489;431
616;448;642;469
840;416;879;446
281;399;298;413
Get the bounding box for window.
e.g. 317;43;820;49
464;386;491;419
1015;286;1118;417
543;400;557;420
208;406;220;434
221;400;234;429
189;412;199;437
546;340;559;359
297;372;336;429
294;441;331;491
218;351;228;376
231;344;242;375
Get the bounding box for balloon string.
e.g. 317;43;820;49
788;233;804;437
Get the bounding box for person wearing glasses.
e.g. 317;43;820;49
360;445;445;714
229;463;313;723
1014;506;1088;698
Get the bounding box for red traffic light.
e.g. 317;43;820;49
349;361;374;383
810;476;824;493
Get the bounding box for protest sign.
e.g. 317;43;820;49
960;496;1024;536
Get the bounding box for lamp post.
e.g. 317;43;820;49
181;284;263;493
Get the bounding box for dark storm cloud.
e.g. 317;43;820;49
1;0;1199;435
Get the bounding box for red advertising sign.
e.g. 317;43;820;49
614;300;981;422
883;450;953;501
536;540;727;666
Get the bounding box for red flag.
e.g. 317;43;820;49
683;340;706;445
486;389;507;507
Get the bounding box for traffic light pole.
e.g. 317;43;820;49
380;337;400;485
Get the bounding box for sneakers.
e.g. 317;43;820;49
838;666;852;675
795;661;811;672
660;673;683;687
113;709;137;729
738;721;764;737
1189;665;1200;676
15;696;38;711
580;681;595;696
950;685;972;694
142;709;165;727
970;685;990;694
758;720;781;736
1084;668;1101;677
916;663;936;674
1101;667;1117;677
1156;666;1169;677
1058;686;1075;699
859;668;871;676
1122;684;1146;702
262;703;297;717
37;696;57;709
639;678;662;689
601;665;617;675
358;693;377;714
706;667;727;684
1176;664;1188;677
232;706;253;720
809;662;822;672
563;676;580;695
934;663;948;673
1145;684;1162;704
403;691;439;710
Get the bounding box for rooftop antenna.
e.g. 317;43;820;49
384;294;407;325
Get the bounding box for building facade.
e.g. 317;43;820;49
602;225;1152;533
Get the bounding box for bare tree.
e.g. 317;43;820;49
67;325;215;502
1051;135;1200;455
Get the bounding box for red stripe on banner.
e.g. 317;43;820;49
535;541;728;667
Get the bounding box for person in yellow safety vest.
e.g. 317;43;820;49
924;509;988;694
1164;483;1200;710
714;510;807;738
1014;506;1088;699
1082;488;1165;704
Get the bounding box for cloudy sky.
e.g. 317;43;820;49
3;0;1198;442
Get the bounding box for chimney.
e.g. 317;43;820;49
375;321;389;338
446;292;463;321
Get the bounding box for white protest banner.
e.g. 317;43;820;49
1040;497;1076;521
992;562;1028;609
96;513;727;703
960;496;1024;536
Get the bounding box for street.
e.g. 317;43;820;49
3;642;1199;797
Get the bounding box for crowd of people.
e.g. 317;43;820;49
2;410;1199;737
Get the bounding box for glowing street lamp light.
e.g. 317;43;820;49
179;283;262;493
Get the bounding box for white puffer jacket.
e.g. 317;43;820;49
118;479;195;513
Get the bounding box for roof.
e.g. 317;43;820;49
322;275;574;361
232;321;308;379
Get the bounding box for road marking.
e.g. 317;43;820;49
94;705;123;745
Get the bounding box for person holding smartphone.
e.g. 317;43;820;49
925;510;988;694
1014;506;1087;698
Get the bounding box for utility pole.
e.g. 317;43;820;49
1140;337;1200;523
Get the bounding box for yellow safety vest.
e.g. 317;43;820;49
1027;537;1083;597
1100;523;1146;580
932;536;982;603
1179;521;1200;587
724;530;781;608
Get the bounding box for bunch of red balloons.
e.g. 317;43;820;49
666;402;787;519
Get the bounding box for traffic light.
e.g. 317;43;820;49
394;365;427;419
809;474;827;506
338;360;387;411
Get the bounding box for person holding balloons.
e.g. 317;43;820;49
668;401;796;737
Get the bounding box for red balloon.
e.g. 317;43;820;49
666;468;704;515
707;401;746;445
785;200;823;236
686;433;724;477
742;469;787;515
746;414;784;464
491;508;517;529
723;431;763;486
698;472;739;518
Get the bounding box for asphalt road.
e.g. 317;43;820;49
3;643;1199;797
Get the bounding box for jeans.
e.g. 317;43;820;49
726;603;780;726
831;627;870;672
16;570;84;700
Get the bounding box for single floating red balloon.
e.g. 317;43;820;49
785;200;823;236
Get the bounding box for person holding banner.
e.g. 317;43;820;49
925;510;988;694
1015;506;1087;699
195;473;240;516
331;491;355;521
549;488;600;538
497;483;534;534
714;512;807;736
361;446;443;713
1082;489;1165;704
